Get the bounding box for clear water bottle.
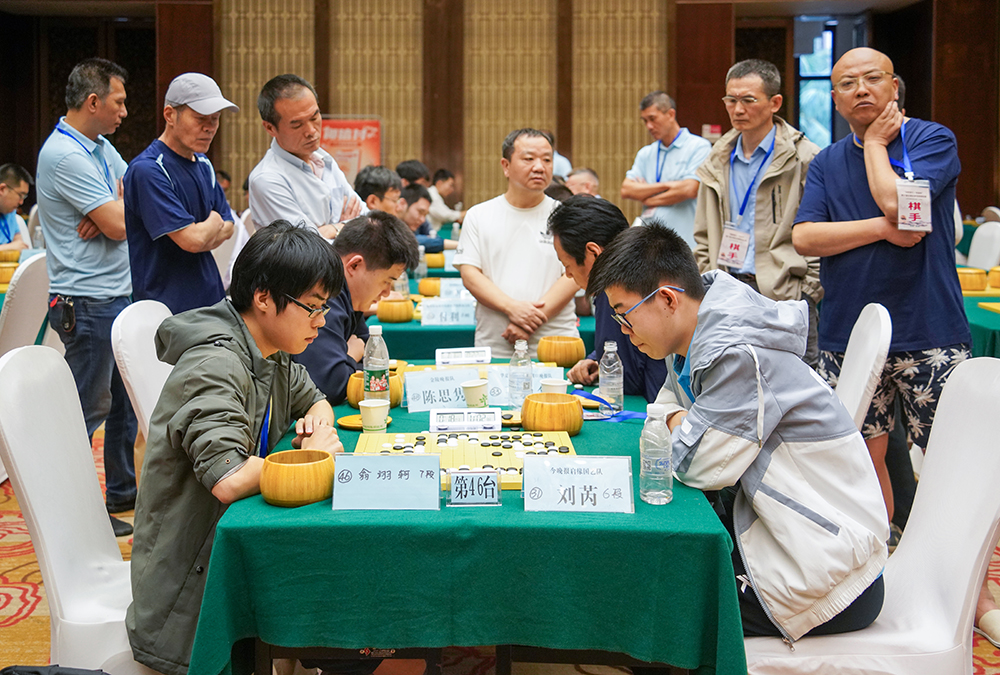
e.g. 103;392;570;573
393;268;410;299
413;245;428;282
363;325;390;401
640;403;673;505
509;339;532;410
598;341;623;415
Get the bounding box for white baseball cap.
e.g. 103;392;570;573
164;73;239;115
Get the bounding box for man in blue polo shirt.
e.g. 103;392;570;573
621;91;711;247
35;57;136;534
124;73;238;314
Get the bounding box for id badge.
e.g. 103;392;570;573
716;223;751;268
896;179;932;232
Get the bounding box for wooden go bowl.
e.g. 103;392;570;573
958;267;988;291
260;449;335;508
418;277;441;296
425;252;446;268
376;298;414;323
346;371;404;408
521;393;583;436
537;335;586;368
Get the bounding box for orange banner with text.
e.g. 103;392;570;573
320;118;382;186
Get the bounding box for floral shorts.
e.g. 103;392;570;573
818;344;971;448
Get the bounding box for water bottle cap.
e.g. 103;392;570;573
370;325;383;336
418;245;426;254
604;341;618;352
514;339;528;349
646;403;666;417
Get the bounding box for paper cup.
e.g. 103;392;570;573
461;379;490;408
358;399;390;433
540;378;570;394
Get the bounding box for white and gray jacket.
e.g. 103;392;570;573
656;271;888;641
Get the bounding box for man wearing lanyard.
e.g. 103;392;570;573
0;164;32;251
35;58;136;536
693;59;822;365
621;91;711;248
794;48;971;579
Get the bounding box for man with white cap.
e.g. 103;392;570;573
123;72;238;314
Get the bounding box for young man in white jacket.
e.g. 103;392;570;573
589;221;889;643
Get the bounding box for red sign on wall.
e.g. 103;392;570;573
320;118;382;186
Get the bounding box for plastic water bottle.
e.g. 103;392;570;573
413;245;428;282
363;325;390;401
393;268;410;299
509;339;532;410
640;403;673;505
598;341;623;415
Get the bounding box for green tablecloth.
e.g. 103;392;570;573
188;396;746;675
966;295;1000;357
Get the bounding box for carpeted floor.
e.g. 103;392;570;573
1;435;999;673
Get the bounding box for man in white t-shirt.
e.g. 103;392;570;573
453;128;579;357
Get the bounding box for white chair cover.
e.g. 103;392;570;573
967;221;1000;270
0;253;48;358
835;303;892;431
745;357;1000;674
111;300;174;439
0;346;156;674
27;203;39;246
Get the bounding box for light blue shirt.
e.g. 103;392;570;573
0;212;24;245
626;128;712;248
35;118;131;297
727;125;777;275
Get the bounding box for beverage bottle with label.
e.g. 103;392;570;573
509;339;532;410
363;325;390;401
598;341;623;415
640;403;673;504
413;245;428;282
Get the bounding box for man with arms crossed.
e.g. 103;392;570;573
694;59;822;365
36;57;137;534
454;128;579;357
249;74;365;239
621;92;711;247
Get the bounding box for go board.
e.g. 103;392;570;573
353;430;576;490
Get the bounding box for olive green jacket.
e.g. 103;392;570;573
125;300;326;675
693;116;823;303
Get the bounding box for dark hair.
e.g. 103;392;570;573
355;165;402;202
333;211;419;270
639;91;674;113
894;72;906;109
544;182;572;202
0;164;33;188
257;74;318;126
215;169;232;183
502;128;553;161
230;220;344;314
726;59;781;98
588;220;705;301
65;58;128;110
401;183;431;207
432;168;454;184
395;160;430;184
547;195;628;264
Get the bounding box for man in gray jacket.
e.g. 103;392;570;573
589;222;887;642
693;59;822;365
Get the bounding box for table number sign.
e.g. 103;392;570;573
406;367;480;412
332;454;441;510
522;455;634;513
438;278;468;298
447;469;501;506
421;298;476;326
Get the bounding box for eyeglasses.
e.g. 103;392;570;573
612;285;686;329
283;294;330;319
722;95;761;107
2;184;28;200
833;70;892;94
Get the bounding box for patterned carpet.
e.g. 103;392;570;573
1;435;999;672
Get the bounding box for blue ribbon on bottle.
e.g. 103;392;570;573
571;390;647;422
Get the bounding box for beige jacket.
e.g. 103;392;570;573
694;117;823;303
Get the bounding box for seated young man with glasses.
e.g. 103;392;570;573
589;221;889;642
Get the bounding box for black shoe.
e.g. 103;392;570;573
110;514;133;537
106;495;136;514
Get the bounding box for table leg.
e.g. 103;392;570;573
254;637;274;675
495;645;512;675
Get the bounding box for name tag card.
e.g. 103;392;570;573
436;346;491;366
484;365;565;407
522;455;634;514
716;224;751;269
406;367;480;412
897;179;933;232
439;278;468;298
447;469;501;506
332;454;440;510
421;298;476;326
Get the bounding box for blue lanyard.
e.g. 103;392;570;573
857;121;913;180
673;352;695;403
729;133;776;225
655;130;683;182
258;396;272;458
56;127;115;195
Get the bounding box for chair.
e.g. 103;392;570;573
0;346;156;674
111;300;173;439
0;253;49;358
834;303;892;431
982;206;1000;222
745;357;1000;674
967;221;1000;270
27;203;40;247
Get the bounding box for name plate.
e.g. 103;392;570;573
439;278;468;298
421;298;476;326
485;365;565;407
406;367;480;412
447;469;501;506
522;455;634;513
332;454;440;510
436;346;491;366
444;250;458;271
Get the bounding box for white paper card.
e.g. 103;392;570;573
439;278;467;298
897;179;932;232
406;367;480;411
436;346;492;366
421;298;476;325
444;250;458;271
523;455;634;513
332;454;440;510
447;469;501;506
484;365;565;407
716;224;751;268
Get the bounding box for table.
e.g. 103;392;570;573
966;295;1000;357
188;396;746;675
